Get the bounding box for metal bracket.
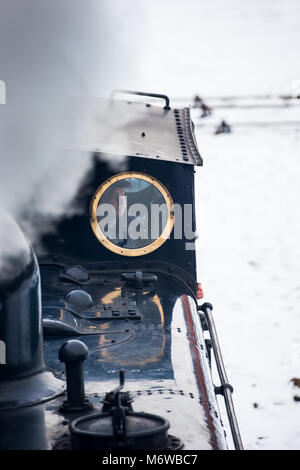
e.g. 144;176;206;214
214;383;234;396
122;271;158;290
198;311;208;331
205;338;212;365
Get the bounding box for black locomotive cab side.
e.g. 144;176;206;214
0;91;242;451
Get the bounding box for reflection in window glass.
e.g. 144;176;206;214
96;177;169;249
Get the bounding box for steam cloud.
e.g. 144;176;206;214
0;0;144;246
0;210;31;284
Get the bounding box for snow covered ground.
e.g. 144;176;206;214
138;0;300;450
194;114;300;450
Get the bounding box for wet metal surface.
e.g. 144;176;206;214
40;266;227;450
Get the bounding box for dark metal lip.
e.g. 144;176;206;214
70;411;170;438
0;369;66;412
38;255;197;300
66;92;202;166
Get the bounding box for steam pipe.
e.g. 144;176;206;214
0;212;64;409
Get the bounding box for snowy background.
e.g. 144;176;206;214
135;0;300;450
1;0;300;450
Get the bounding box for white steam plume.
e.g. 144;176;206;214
0;0;145;245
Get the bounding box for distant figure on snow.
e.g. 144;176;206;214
200;102;212;118
215;120;231;135
193;94;212;118
193;95;203;107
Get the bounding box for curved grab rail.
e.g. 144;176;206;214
111;89;170;110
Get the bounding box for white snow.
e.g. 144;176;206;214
195;123;300;449
136;0;300;450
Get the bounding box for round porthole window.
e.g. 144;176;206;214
90;172;174;257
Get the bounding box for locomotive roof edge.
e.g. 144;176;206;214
64;90;203;166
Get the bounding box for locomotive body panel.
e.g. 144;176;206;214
0;91;242;451
41;267;226;450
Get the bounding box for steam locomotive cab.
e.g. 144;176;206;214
0;91;242;450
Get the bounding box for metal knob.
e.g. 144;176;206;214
59;340;92;413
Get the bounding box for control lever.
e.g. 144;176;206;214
101;370;133;412
59;340;92;413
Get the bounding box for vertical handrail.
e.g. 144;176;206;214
199;303;244;450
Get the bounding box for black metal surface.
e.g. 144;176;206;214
69;369;170;449
36;156;198;296
1;219;225;448
0;91;242;451
0;215;42;381
0;213;65;410
39;265;227;450
70;411;170;450
122;271;158;290
42;270;180;378
61;265;90;283
59;340;92;413
65;96;202;166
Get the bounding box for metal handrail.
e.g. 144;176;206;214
111;89;170;110
199;302;244;450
